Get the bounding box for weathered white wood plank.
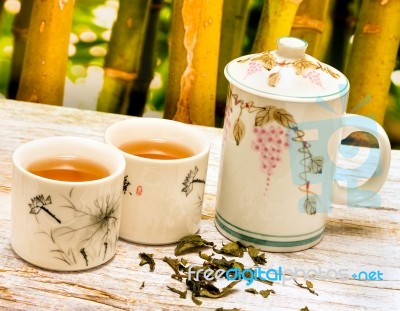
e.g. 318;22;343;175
0;99;399;310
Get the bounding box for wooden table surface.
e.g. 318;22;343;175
1;99;399;310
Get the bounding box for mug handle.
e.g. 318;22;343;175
332;113;391;205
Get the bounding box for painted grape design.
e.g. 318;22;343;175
227;87;323;215
302;70;323;88
251;125;289;192
244;61;263;79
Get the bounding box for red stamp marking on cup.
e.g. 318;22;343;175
136;186;143;196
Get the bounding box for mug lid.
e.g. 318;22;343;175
224;36;349;101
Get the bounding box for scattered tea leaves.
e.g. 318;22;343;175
245;288;258;294
213;241;246;257
140;281;145;289
300;307;310;311
294;279;318;296
139;253;155;272
259;289;275;298
174;234;214;256
247;245;267;265
167;286;187;299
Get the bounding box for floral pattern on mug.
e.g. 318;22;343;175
225;87;324;215
238;51;340;88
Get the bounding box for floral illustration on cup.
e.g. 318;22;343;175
238;51;339;88
29;194;61;224
29;189;120;266
182;166;205;197
225;87;323;215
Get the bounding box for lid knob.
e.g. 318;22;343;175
277;36;308;59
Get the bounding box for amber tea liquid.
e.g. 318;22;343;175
119;138;194;160
27;156;109;182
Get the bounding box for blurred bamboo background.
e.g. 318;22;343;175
0;0;399;145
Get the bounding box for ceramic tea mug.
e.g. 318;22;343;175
105;118;210;244
215;37;391;252
11;136;126;270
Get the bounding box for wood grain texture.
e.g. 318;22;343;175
0;99;399;310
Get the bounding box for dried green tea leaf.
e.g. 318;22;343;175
140;281;145;289
213;241;246;257
191;293;203;306
205;257;244;273
199;251;213;261
180;257;188;266
199;280;240;299
259;289;275;298
245;288;258;294
300;307;310;311
174;234;214;256
294;279;318;296
163;257;184;281
139;253;155;272
215;308;241;311
247;245;267;265
167;286;187;299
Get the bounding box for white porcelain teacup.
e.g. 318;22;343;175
215;37;391;252
11;136;126;270
105;118;210;244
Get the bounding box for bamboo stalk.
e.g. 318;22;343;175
216;0;250;127
290;0;333;61
252;0;303;53
163;0;223;126
0;0;5;22
97;0;151;113
345;0;400;125
127;0;163;116
8;0;34;99
16;0;74;105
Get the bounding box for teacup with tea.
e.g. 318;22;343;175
11;136;126;271
105;117;210;245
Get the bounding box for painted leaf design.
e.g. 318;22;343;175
310;156;323;174
321;66;340;79
233;118;245;145
304;196;317;215
254;106;276;126
293;59;318;75
273;108;298;130
252;52;277;70
268;72;280;87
